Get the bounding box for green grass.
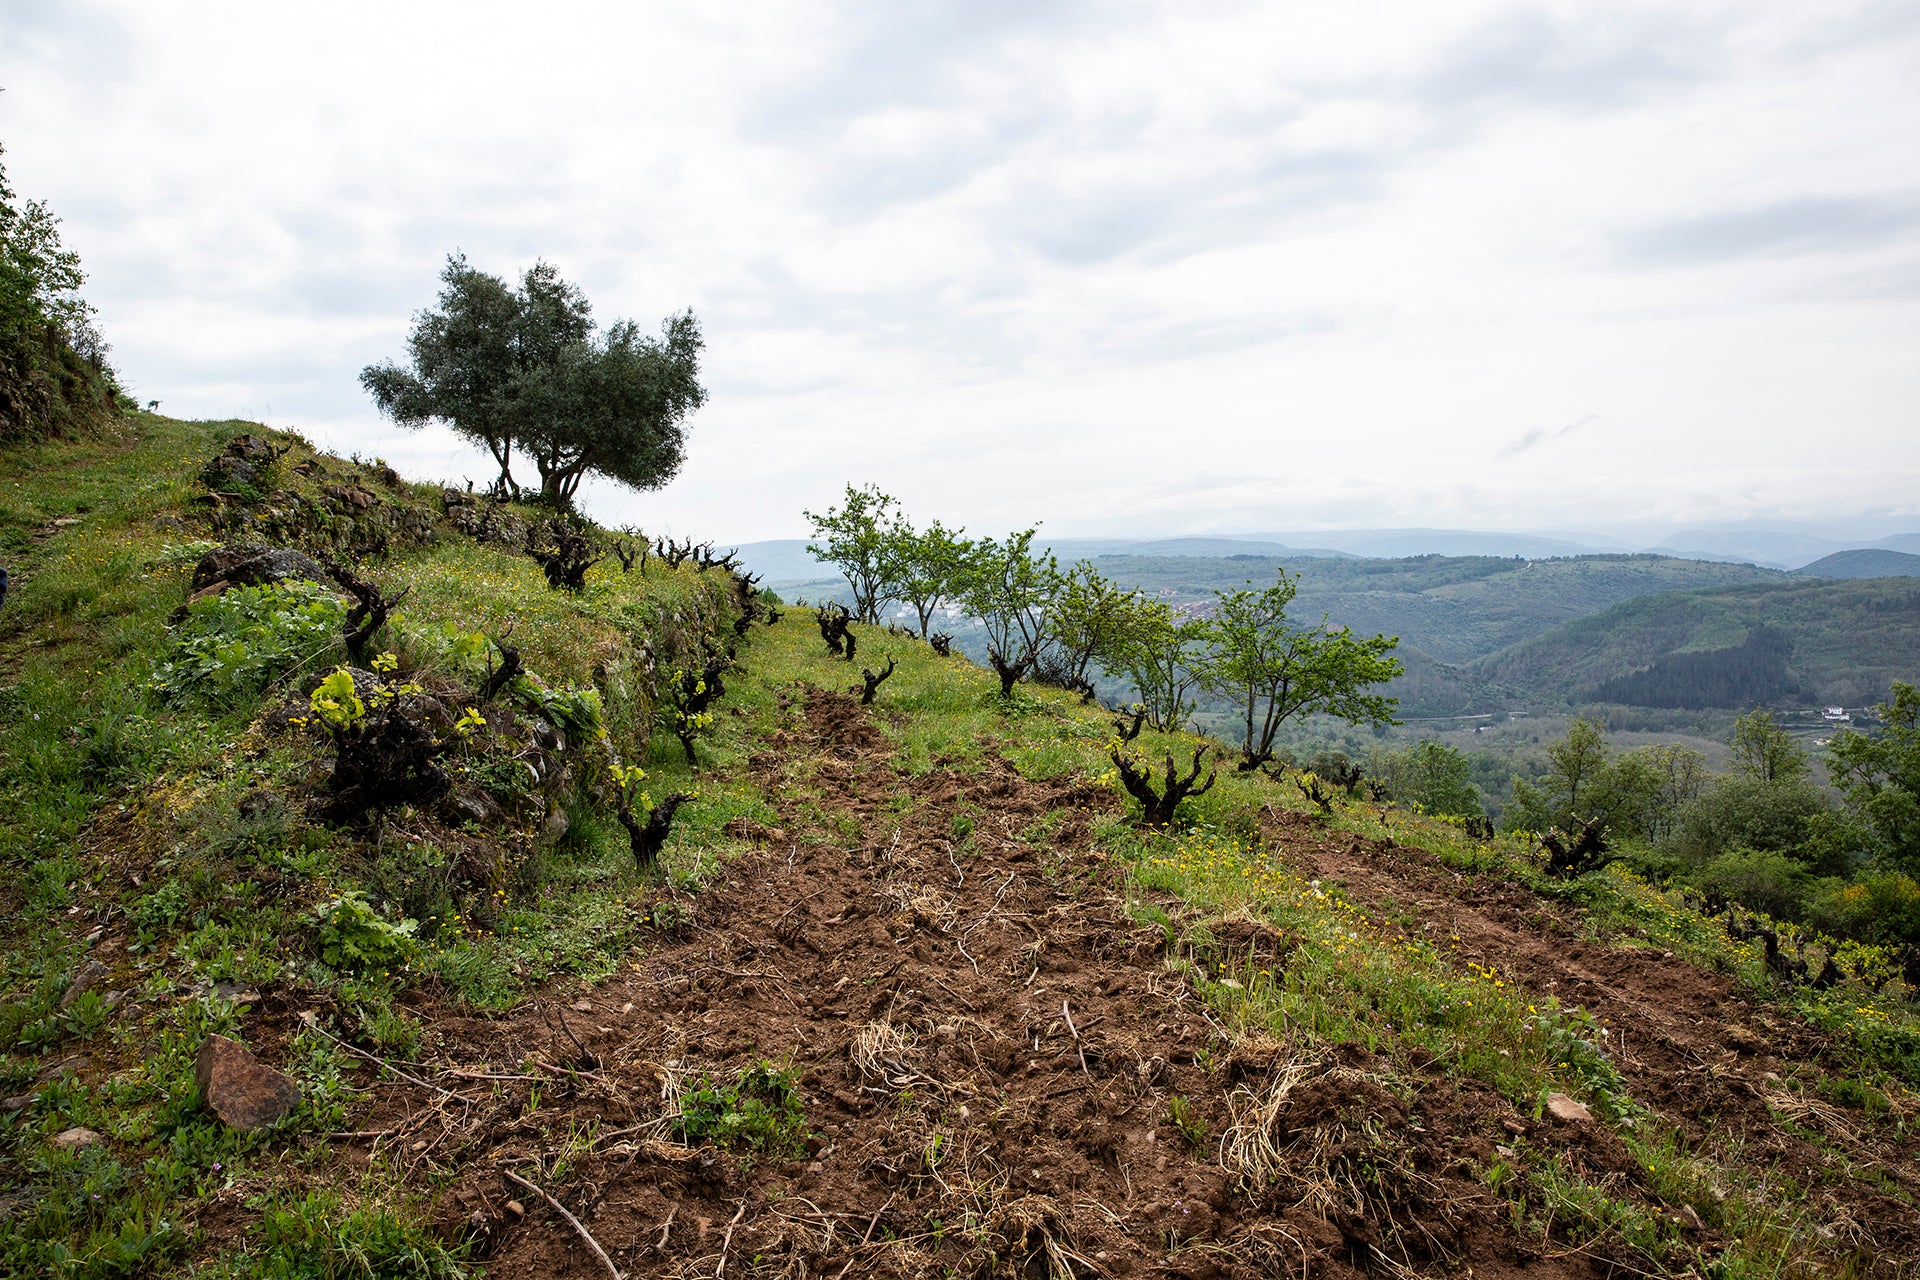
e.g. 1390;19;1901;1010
4;414;1915;1277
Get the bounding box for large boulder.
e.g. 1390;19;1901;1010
194;1034;301;1130
190;544;330;594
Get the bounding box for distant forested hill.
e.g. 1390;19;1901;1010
1089;553;1785;665
1473;578;1920;708
1081;553;1786;716
1796;549;1920;579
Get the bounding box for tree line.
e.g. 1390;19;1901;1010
1;143;125;442
1501;688;1920;949
803;482;1404;769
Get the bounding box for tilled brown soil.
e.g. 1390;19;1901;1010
267;687;1919;1278
305;690;1595;1279
1274;809;1920;1260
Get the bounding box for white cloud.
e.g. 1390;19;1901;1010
3;0;1916;542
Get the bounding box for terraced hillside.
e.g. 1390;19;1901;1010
4;415;1920;1279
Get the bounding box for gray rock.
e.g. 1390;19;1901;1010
445;788;505;828
36;1054;88;1084
194;1034;301;1130
51;1126;103;1150
190;544;330;593
60;960;110;1010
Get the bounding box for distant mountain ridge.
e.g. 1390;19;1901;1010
736;526;1920;579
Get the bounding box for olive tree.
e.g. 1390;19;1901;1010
361;255;705;508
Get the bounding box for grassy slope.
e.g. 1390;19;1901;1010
2;416;1918;1277
1474;577;1920;707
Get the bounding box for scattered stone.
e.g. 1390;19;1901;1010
60;960;110;1010
3;1094;33;1112
571;1000;593;1013
505;1200;526;1218
51;1126;102;1150
445;788;506;827
194;1034;302;1130
189;543;329;594
721;817;789;844
37;1054;88;1084
1545;1092;1592;1124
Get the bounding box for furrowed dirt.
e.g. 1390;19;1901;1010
202;686;1916;1277
1270;808;1920;1260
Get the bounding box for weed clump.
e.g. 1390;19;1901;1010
671;1060;809;1159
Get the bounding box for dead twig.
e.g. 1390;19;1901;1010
716;1199;749;1277
501;1167;624;1280
656;1203;678;1251
547;1004;597;1069
298;1012;475;1108
1062;998;1091;1076
833;1195;895;1280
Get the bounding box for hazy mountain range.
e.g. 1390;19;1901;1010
736;524;1920;584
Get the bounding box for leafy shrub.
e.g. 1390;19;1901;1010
672;1060;809;1158
151;581;345;708
513;679;605;742
1673;776;1834;865
1691;848;1816;922
1809;871;1920;948
310;891;418;974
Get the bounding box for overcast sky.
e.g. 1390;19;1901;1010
5;1;1918;542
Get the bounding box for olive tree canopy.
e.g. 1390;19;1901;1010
361;255;704;508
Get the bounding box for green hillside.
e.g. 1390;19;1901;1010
1474;577;1920;708
1080;552;1784;716
6;415;1920;1279
1798;548;1920;579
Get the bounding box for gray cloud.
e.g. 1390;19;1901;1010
743;0;1119;142
1499;414;1597;459
1616;195;1920;266
1415;8;1714;113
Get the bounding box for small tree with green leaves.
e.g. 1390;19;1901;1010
1824;682;1920;873
2;143;120;441
884;516;972;638
1039;560;1133;698
960;529;1062;695
804;483;901;624
1197;570;1401;769
1730;708;1810;785
1108;596;1206;732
